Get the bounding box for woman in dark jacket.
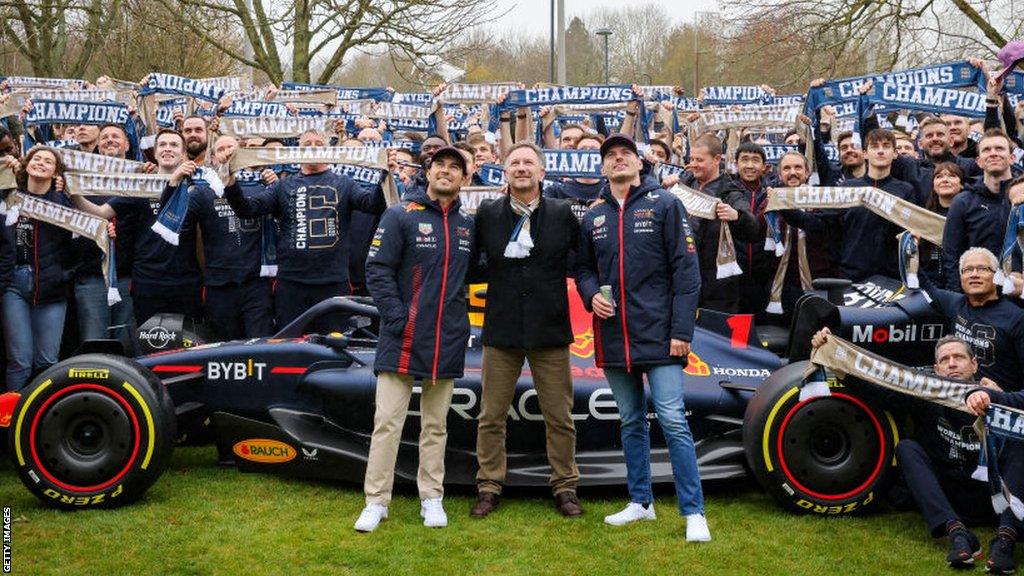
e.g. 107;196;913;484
2;147;72;390
921;162;965;289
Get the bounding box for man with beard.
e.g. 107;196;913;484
354;147;474;533
765;151;837;316
181;115;209;162
812;104;865;186
681;134;759;313
470;142;583;519
916;117;982;205
173;134;273;341
942;129;1019;290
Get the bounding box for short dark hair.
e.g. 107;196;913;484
181;114;207;127
836;131;857;147
155;128;185;146
647;138;671;160
735;141;766;163
865;128;896;148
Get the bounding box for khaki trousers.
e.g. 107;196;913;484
476;346;579;495
363;372;454;504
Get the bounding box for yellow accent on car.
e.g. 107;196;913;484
122;382;156;470
14;379;52;466
762;386;800;473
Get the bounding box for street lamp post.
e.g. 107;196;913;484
596;28;612;84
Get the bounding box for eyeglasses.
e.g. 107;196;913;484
960;265;995;275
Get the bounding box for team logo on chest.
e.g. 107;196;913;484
593;215;606;227
419;222;433;235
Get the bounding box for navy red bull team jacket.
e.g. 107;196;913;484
366;190;474;381
575;178;701;371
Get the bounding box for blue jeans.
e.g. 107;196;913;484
74;275;138;356
2;266;67;390
605;364;705;516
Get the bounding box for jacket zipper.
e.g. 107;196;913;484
432;206;451;382
32;221;39;305
617;194;631;372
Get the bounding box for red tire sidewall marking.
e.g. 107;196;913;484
28;383;142;493
775;392;886;502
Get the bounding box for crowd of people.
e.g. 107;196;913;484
2;43;1024;568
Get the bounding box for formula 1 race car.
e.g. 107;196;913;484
0;277;946;514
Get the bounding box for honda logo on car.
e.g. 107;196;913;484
851;323;944;344
233;439;296;463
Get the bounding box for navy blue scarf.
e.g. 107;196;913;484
23;99;141;160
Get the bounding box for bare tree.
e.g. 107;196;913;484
149;0;506;85
0;0;123;76
721;0;1024;83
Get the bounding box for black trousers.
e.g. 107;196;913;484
273;279;350;334
132;280;203;327
204;278;274;341
896;438;1024;537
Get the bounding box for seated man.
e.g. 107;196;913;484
812;329;1018;572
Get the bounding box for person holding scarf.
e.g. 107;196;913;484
71;123;146;354
165;136;271;342
72;129;204;326
943;130;1020;291
812;329;1020;573
470;142;583;519
545;132;606;222
782;129;917;282
354;147;474;533
575;134;710;542
682;133;759;313
1;147;72;390
223;129;387;331
730;141;778;317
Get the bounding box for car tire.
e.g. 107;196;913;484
7;354;176;509
742;361;899;515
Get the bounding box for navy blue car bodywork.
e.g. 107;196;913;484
135;276;944;489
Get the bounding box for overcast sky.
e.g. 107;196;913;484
492;0;721;35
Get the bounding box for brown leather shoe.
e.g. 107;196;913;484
470;492;499;518
554;491;584;517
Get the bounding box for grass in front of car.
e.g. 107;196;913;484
0;446;988;575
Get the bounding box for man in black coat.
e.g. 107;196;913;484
681;134;760;313
470;141;583;518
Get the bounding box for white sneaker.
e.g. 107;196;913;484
421;497;448;528
686;513;711;542
604;502;656;526
354;503;388;533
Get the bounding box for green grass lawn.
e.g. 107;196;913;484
0;445;990;576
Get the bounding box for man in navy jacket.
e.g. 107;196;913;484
575;134;710;541
942;130;1019;290
354;147;474;533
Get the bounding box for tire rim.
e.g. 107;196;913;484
776;392;886;501
30;384;141;492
